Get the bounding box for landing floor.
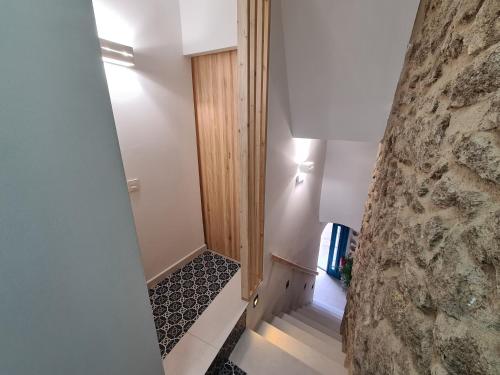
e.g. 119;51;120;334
148;251;240;357
313;268;346;319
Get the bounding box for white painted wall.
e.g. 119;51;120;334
178;0;237;56
0;1;163;373
93;0;205;281
280;0;419;141
248;0;327;328
319;140;379;230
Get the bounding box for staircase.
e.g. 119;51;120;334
229;302;347;374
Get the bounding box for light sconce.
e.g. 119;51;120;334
296;161;315;184
299;161;315;173
296;173;305;184
99;38;135;67
253;294;259;308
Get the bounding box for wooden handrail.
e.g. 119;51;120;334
271;254;319;276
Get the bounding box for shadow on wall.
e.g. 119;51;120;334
247;260;316;329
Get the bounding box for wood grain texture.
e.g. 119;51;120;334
238;0;250;299
192;50;240;262
238;0;270;299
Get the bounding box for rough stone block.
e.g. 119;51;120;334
448;44;500;108
464;0;500;55
345;1;500;373
453;131;500;184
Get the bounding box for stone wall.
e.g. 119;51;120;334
344;1;500;374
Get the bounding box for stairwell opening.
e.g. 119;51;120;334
313;223;355;319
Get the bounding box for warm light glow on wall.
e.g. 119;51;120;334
104;64;142;101
294;138;314;184
92;2;135;68
294;138;311;164
92;1;134;46
92;1;139;97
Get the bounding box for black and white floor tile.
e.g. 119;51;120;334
216;360;246;375
149;251;240;358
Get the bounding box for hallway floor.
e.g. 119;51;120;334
314;223;346;318
149;251;240;357
313;268;346;319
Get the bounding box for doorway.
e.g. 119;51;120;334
317;223;332;271
192;50;240;262
314;223;349;318
326;224;350;279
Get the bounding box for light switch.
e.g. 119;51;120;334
127;178;140;193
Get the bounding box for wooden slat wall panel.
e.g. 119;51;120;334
238;0;250;298
192;50;240;261
259;0;270;282
238;0;270;299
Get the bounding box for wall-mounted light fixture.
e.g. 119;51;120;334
253;294;259;308
296;173;305;184
99;38;135;67
294;138;313;185
299;161;315;173
296;161;315;184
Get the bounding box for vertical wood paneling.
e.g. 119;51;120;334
238;0;250;298
238;0;270;299
259;0;270;281
192;50;240;261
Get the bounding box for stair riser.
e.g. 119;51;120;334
257;322;347;375
308;302;344;320
230;330;322;375
281;313;341;347
290;312;342;341
298;308;342;332
270;317;344;364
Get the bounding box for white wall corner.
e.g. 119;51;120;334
178;0;237;56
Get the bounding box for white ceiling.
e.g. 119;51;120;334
280;0;419;141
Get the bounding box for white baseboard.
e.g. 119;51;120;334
147;244;207;288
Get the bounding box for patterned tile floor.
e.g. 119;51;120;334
149;251;240;358
216;360;246;375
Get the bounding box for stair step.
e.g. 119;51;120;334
290;311;342;341
281;313;342;347
310;300;344;320
307;302;344;324
230;330;320;375
270;316;344;363
256;322;347;375
298;306;342;333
